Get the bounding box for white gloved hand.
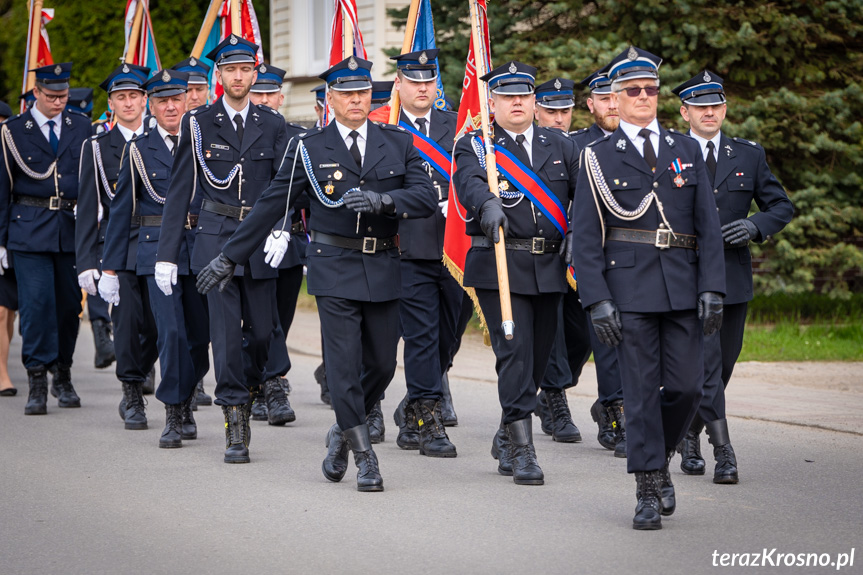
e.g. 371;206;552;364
98;272;121;306
0;246;7;276
263;231;290;268
439;199;448;218
155;262;178;296
97;200;104;223
78;269;101;296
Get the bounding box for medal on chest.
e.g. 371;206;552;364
325;181;335;195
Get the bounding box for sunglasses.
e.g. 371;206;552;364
616;86;660;97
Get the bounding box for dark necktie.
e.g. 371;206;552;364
233;113;244;145
168;135;179;156
639;128;656;171
705;140;717;183
415;117;427;136
348;130;362;168
515;133;532;169
46;120;59;155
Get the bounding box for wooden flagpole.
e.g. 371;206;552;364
469;0;514;339
230;0;241;34
191;0;222;58
342;5;353;59
25;0;44;92
124;0;145;63
387;0;421;125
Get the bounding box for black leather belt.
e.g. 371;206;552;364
310;230;399;254
290;220;305;234
139;214;199;229
201;198;252;221
606;227;697;250
471;236;561;254
13;194;76;211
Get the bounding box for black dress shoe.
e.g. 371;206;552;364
24;367;48;415
505;418;544;485
394;394;419;450
659;450;676;516
544;389;582;443
51;365;80;408
414;399;457;458
322;423;349;482
0;387;17;396
590;399;616;450
159;404;183;448
343;424;384;492
121;382;147;430
706;418;739;484
195;379;212;406
633;471;662;530
439;372;458;426
677;416;706;475
222;405;251;463
366;400;385;443
264;377;295;426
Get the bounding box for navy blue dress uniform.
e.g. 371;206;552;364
104;70;211;448
202;56;436;490
156;35;288;463
388;49;463;455
0;63;90;414
453;61;579;485
531;77;586;444
572;70;626;455
671;71;793;482
571;47;726;529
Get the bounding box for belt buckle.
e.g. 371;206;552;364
531;237;546;254
185;214;192;230
655;229;671;249
49;196;61;211
238;207;250;222
362;237;377;254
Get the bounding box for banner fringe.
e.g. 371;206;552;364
443;254;491;347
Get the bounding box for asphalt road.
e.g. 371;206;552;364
1;314;861;575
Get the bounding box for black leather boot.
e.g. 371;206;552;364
91;318;115;369
439;371;458;426
633;471;662;530
706;418;739;484
534;390;554;435
394;394;419;450
314;362;331;406
414;399;457;458
505;418;544;485
610;400;627;458
142;367;156;395
159;404;183;448
490;424;513;476
544;389;582;443
195;378;212;406
250;385;268;421
265;377;296;426
322;423;349;482
590;399;617;450
222;405;251;463
677;415;706;475
659;450;676;516
51;365;80;408
366;400;385;444
181;395;197;440
24;366;48;415
343;424;384;492
121;382;147;430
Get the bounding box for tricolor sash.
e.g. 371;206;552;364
399;120;452;181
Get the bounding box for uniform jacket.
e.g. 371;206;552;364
0;108;90;253
397;108;457;260
157;98;288;278
221;119;436;302
572;123;725;313
696;131;793;305
76;126;138;272
571;123;607;150
453;122;580;295
103;130;196;276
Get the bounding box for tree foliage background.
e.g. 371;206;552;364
390;0;863;297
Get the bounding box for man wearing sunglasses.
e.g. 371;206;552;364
0;63;92;415
570;47;725;530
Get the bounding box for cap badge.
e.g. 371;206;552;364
190;57;197;67
122;64;130;74
348;56;358;71
554;78;562;90
54;65;62;75
509;62;518;74
703;71;712;82
230;35;238;45
627;46;638;61
162;70;171;82
260;64;267;74
418;51;428;65
80;100;87;109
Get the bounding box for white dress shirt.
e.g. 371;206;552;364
402;108;432;136
689;130;721;163
223;98;250;131
116;122;144;143
619;118;660;161
335;120;368;164
502;124;534;165
157;125;180;153
29;105;62;143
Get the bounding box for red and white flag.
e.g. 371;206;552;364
21;6;54;112
323;0;368;125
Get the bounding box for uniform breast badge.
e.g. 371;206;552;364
670;158;685;188
499;180;510;193
333;170;343;181
325;181;335;195
205;150;212;159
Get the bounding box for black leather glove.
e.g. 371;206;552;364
479;198;509;243
697;291;724;336
561;229;573;265
342;190;395;215
196;253;236;294
590;300;622;347
721;218;758;246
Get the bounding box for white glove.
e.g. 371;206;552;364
98;272;121;306
155;262;178;296
439;199;448;218
97;200;104;223
263;231;290;268
0;246;7;276
78;269;101;296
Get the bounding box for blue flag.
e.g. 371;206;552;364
411;0;446;110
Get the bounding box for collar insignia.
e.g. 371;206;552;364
616;138;627;150
25;120;33;129
65;116;72;126
665;134;675;147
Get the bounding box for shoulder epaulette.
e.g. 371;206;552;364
570;127;589;135
66;110;89;119
255;104;282;117
288;122;306;130
732;136;759;147
587;134;612;147
189;104;210;116
297;127;324;139
378;122;409;133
